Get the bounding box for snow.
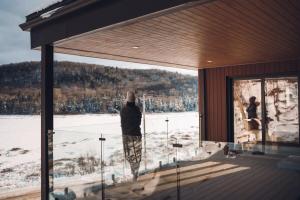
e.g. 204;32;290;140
26;1;63;16
0;112;223;198
40;7;63;19
0;115;41;151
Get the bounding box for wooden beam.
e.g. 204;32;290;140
41;44;54;200
29;0;213;48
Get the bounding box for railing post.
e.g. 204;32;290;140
165;117;169;163
99;135;106;200
199;113;202;147
143;94;147;170
173;142;182;200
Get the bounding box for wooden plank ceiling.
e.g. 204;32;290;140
54;0;300;69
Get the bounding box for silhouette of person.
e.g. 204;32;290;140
246;96;258;119
246;96;260;141
120;91;142;181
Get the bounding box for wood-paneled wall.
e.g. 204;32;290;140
200;60;300;142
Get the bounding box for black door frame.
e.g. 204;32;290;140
227;72;300;146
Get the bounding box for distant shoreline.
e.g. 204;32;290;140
0;61;198;115
0;110;198;116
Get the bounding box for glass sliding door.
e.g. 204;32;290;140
233;79;262;144
265;77;299;144
232;76;299;146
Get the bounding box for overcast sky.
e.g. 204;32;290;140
0;0;197;75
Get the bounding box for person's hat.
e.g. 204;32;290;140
249;96;256;102
126;91;135;102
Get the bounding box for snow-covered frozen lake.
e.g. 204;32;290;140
0;112;202;195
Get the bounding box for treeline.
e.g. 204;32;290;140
0;61;198;114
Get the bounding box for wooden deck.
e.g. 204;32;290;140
82;152;300;200
2;152;299;200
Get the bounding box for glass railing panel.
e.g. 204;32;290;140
0;115;41;199
50;131;300;199
141;112;199;167
51;129;156;199
50;112;200;198
52;129;100;198
49;112;300;199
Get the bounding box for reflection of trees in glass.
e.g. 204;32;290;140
234;78;299;143
265;78;299;143
233;80;261;143
234;83;247;121
266;80;283;122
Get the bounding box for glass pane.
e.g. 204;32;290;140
265;77;299;143
233;79;262;144
51;113;199;198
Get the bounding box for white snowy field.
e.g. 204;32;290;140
1;112;219;197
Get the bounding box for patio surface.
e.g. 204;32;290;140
3;150;300;200
81;151;300;200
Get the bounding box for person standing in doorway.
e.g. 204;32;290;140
121;91;142;181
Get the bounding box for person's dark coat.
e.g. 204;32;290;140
247;96;258;119
246;103;257;119
120;102;142;136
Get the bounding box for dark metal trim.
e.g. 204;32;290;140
41;44;54;200
26;0;82;21
226;77;234;142
203;69;208;140
298;70;300;145
198;69;207;140
264;141;300;147
261;78;266;146
21;0;100;31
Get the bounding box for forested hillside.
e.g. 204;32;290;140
0;61;198;114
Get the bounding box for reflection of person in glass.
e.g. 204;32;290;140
121;91;142;181
246;96;260;140
246;96;258;119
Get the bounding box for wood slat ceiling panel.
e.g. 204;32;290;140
55;0;300;69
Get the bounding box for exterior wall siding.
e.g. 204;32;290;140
200;60;300;142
